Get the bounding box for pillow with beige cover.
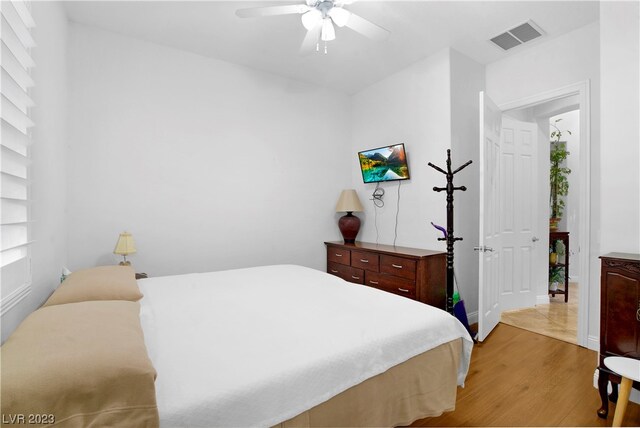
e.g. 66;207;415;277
43;265;142;307
0;300;159;427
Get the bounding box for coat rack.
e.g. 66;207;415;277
428;149;472;314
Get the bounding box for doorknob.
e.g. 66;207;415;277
485;247;494;252
532;236;539;242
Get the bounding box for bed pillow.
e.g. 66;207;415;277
0;300;159;427
43;265;142;307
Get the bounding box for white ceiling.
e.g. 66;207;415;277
63;1;599;94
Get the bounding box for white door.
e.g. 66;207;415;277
478;92;502;342
499;117;538;312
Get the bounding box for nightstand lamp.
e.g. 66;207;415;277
335;189;364;244
114;231;136;266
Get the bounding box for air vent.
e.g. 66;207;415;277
490;20;544;51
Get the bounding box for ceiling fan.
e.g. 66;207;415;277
236;0;390;54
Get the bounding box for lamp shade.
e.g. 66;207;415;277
335;189;363;213
114;232;137;256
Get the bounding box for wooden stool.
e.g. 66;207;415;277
604;356;640;427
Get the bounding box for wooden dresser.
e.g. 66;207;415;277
597;253;640;418
324;241;446;309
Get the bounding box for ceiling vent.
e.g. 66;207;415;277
490;20;544;51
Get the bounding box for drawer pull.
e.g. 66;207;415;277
360;259;369;263
392;264;403;269
637;306;640;322
335;253;343;257
330;269;339;273
369;280;379;285
398;288;410;293
352;275;360;280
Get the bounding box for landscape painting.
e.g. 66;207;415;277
358;144;410;183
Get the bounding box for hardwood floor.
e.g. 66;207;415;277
501;282;578;344
411;323;640;427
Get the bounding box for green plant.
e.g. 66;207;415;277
549;119;571;219
549;266;564;284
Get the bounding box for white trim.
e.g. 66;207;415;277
0;281;31;316
588;335;599;352
467;310;478;325
498;80;591;349
536;294;550;305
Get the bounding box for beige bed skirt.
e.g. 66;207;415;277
274;338;462;427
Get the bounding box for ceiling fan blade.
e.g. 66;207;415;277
345;13;389;41
236;4;310;18
300;24;322;55
335;0;357;6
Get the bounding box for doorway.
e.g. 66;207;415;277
500;107;580;343
477;81;591;348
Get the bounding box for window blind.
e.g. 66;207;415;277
1;0;35;307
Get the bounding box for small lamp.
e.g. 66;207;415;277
335;189;364;244
114;231;136;266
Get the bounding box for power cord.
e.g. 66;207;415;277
371;183;384;208
393;180;401;247
371;183;384;245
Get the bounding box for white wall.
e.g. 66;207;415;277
599;1;640;255
449;49;485;321
487;9;640;349
1;1;69;342
66;24;352;276
350;49;451;252
350;48;484;319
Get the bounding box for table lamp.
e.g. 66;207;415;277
114;231;136;266
335;189;364;244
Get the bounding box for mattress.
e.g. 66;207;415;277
138;264;473;427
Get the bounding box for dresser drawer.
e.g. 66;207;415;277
327;262;364;284
351;251;379;272
365;272;416;299
327;247;351;266
380;255;416;280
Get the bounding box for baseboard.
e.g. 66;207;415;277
0;282;32;317
587;335;599;352
536;294;550;305
593;369;640;404
466;310;478;325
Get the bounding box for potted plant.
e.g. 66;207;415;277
549;119;571;230
549;265;564;292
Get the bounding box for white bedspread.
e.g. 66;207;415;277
138;264;472;427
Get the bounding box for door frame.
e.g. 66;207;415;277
498;80;591;348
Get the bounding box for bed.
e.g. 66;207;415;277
1;264;472;427
138;264;473;427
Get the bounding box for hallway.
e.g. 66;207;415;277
500;282;578;344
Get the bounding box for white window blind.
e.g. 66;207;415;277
1;0;35;307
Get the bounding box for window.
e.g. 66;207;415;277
1;0;35;313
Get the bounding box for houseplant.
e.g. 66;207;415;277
549;119;571;230
549;265;564;292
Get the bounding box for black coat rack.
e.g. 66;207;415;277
428;150;472;314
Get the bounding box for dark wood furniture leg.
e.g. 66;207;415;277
610;382;618;403
564;235;569;302
598;368;610;418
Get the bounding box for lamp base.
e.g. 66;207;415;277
119;261;131;266
338;212;361;244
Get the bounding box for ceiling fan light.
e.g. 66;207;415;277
301;9;322;30
328;7;350;27
321;18;335;41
